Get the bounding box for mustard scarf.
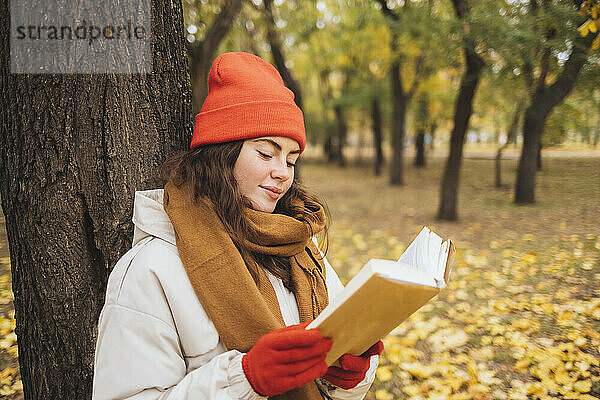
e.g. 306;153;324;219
163;181;329;399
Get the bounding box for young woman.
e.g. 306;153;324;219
93;52;382;399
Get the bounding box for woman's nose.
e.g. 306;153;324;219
271;160;292;181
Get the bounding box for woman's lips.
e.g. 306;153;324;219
260;186;281;199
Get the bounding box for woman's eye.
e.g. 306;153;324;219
257;151;272;159
287;161;296;168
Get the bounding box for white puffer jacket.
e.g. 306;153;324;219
92;189;378;399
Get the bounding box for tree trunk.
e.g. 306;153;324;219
0;0;191;397
437;0;485;221
495;150;503;189
515;32;593;203
389;50;407;185
376;0;410;186
264;0;303;110
414;94;428;168
594;108;600;147
324;136;337;162
371;97;385;175
537;141;542;170
263;0;305;179
496;94;524;188
430;122;437;151
437;46;485;221
515;107;544;203
334;105;347;167
188;0;242;114
319;69;337;163
415;131;426;167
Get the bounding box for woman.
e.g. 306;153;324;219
93;52;381;399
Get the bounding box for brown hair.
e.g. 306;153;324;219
159;140;330;292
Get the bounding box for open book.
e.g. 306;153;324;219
307;226;455;366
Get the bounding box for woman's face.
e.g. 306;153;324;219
233;136;301;213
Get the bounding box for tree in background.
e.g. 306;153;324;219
437;0;485;221
376;0;430;185
262;0;304;110
496;92;526;188
0;0;191;397
471;55;529;189
514;0;597;203
414;93;429;167
185;0;598;207
372;95;385;175
186;0;242;113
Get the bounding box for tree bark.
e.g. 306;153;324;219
371;97;385;175
264;0;303;110
324;136;337;162
515;32;593;203
496;93;525;188
319;69;337;163
594;107;600;147
430;122;437;150
187;0;242;114
437;45;484;220
414;94;428;168
263;0;305;179
495;148;503;189
389;47;407;185
334;105;347;167
415;131;426;167
0;0;191;397
376;0;426;185
437;0;485;221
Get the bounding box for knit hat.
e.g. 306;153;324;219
190;52;306;152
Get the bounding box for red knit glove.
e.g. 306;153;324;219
323;340;383;390
242;322;332;397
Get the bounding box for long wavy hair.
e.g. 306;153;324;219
159;140;330;292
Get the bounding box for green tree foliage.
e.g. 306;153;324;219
180;0;597;189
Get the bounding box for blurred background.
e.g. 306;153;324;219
1;0;599;398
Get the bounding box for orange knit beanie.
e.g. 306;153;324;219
190;52;306;152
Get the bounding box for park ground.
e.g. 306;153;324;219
0;149;599;399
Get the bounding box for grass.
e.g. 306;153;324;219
301;156;599;253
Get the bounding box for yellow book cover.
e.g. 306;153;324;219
307;226;456;366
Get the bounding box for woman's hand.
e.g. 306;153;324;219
322;340;384;390
242;322;332;397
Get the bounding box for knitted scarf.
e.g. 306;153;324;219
163;181;329;399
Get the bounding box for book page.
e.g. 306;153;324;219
434;241;449;288
397;226;429;268
380;262;437;287
424;231;442;278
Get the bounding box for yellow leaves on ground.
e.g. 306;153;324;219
0;274;14;306
0;253;21;397
0;314;20;396
0;313;17;356
328;226;600;399
427;327;470;353
0;367;22;396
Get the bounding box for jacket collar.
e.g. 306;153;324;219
132;189;176;247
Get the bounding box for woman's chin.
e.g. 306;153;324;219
250;198;277;213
